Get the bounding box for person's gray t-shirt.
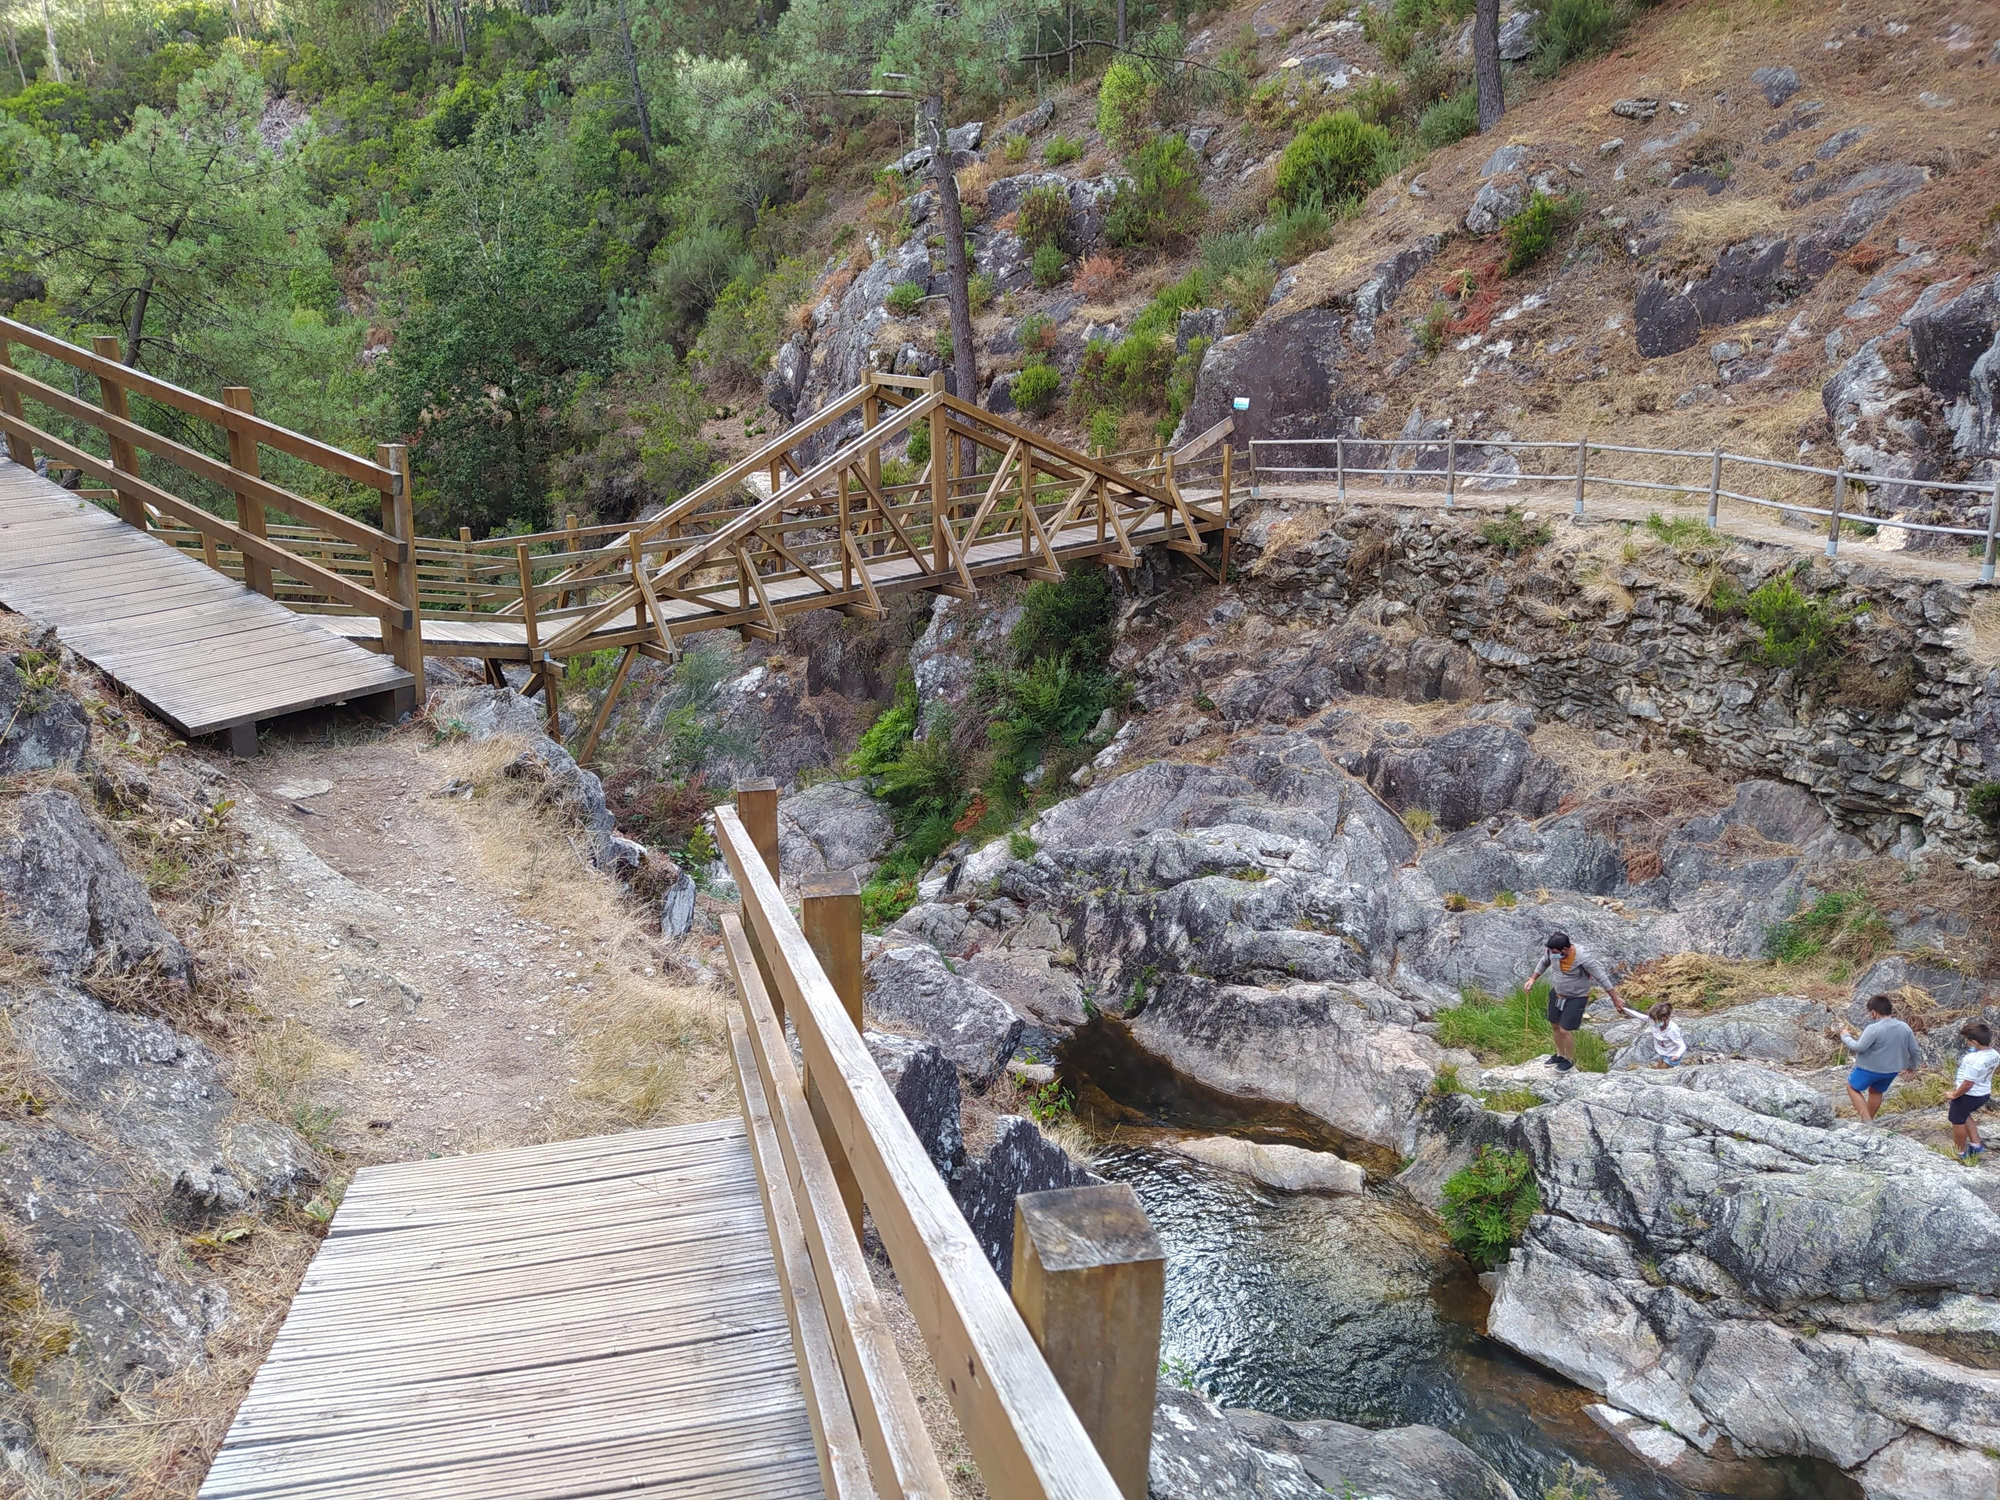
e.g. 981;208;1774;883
1848;1017;1922;1074
1530;947;1615;999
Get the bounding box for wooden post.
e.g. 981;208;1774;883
563;512;581;608
1573;436;1588;517
1012;1184;1165;1500
0;340;32;469
90;336;148;531
1220;442;1233;581
863;382;881;514
1707;448;1722;529
1020;443;1035;559
224;387;274;596
457;525;474;608
735;778;785;1023
1827;467;1846;558
838;467;852;591
377;443;426;701
801;870;865;1239
929;372;948;575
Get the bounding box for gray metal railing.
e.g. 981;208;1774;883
1243;435;2000;582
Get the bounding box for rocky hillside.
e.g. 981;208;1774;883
762;0;2000;543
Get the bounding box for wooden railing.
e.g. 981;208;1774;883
0;314;427;693
717;790;1165;1500
1247;432;2000;580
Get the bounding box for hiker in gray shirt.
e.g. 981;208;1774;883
1830;993;1924;1122
1524;931;1632;1073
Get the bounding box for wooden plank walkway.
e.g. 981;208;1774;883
0;459;411;741
200;1119;825;1500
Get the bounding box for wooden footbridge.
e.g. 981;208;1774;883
0;315;1233;756
198;793;1169;1499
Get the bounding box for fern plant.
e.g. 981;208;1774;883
1441;1146;1540;1269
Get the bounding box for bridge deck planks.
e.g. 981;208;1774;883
198;1118;825;1500
0;459;410;737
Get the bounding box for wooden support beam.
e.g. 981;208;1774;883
90;335;149;531
0;339;34;468
1012;1184;1165;1500
224;387;275;598
801;871;865;1240
576;643;639;765
376;442;426;700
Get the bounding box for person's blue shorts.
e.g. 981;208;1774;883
1849;1068;1899;1095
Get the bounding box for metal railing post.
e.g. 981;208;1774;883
1336;437;1346;503
1219;442;1233;579
801;871;865;1241
1249;439;1259;499
1013;1184;1166;1500
1827;467;1846;558
1984;475;2000;584
1445;438;1457;509
1707;448;1722;529
1574;436;1588;516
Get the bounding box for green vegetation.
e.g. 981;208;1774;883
1012;360;1061;416
1534;0;1627;75
1042;133;1083;167
1644;511;1709;549
1970;782;2000;830
1436;985;1612;1071
1415;87;1480;149
1763;888;1890;966
1501;189;1583;276
1441;1145;1541;1269
1088;407;1122;452
967;272;996;311
887;281;927;316
1479;507;1553;555
1031;241;1066;288
1096;59;1150;149
1008;831;1040;861
1103;133;1206;250
1742;575;1853;688
1482;1086;1546;1113
1017;182;1072;252
1274;109;1391;210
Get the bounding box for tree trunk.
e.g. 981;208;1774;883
38;0;61;83
124;271;156;369
228;0;244;42
1116;0;1126;49
616;0;653;162
5;20;26;90
1474;0;1505;133
923;95;978;448
426;0;438;46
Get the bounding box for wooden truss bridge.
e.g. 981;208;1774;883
0;315;1233;754
200;791;1170;1499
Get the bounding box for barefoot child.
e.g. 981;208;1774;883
1947;1021;1996;1163
1645;1002;1687;1068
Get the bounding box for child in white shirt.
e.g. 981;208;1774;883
1947;1021;1996;1162
1646;1001;1687;1068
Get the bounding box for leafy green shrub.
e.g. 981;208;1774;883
1008;831;1040;861
1763;888;1890;965
849;680;918;776
1069;335;1176;416
1350;75;1404;128
1262;198;1333;263
1089;407;1122;452
1743;575;1852;685
1043;133;1083;167
693;258;812;393
905;419;930;466
1441;1146;1541;1270
1436;986;1611;1071
1502;189;1582;275
1644;511;1707;548
1360;5;1417;66
967;272;996;311
1017;182;1072;251
1002;133;1030;163
1012;360;1062;416
1274;110;1391;210
1097;60;1152;149
1016;311;1057;354
1104;134;1207;250
1031;242;1066;288
934;326;953;361
886;280;926;315
1479;507;1553;555
1416;87;1480;149
1417;299;1453;355
1534;0;1625;74
1970;782;2000;829
1400;43;1456;109
1012;566;1118;668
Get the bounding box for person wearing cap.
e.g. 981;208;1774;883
1524;931;1631;1072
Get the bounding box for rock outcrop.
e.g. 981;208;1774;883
0;651;89;774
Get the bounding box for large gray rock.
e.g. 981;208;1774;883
432;686;627;873
1635;239;1796;358
0;652;89;774
864;944;1024;1090
1128;976;1448;1164
1359;722;1568;832
1149;1386;1520;1500
1750;66;1801;107
1174;310;1353;446
1464;173;1525;234
1605;995;1839;1068
864;1029;963;1180
777;779;894;884
949;1116;1094;1285
0;790;192;985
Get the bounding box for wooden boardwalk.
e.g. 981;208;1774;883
0;459;411;748
200;1119;825;1500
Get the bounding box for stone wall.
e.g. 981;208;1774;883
1225;502;2000;864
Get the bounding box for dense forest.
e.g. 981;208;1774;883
0;0;1260;538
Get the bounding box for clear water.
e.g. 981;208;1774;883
1095;1142;1855;1500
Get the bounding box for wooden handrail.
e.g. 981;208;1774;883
715;805;1127;1500
0;406;411;626
0;314;394;491
1173;414;1234;465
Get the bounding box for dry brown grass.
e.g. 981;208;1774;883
1967;597;2000;671
425;735;734;1133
